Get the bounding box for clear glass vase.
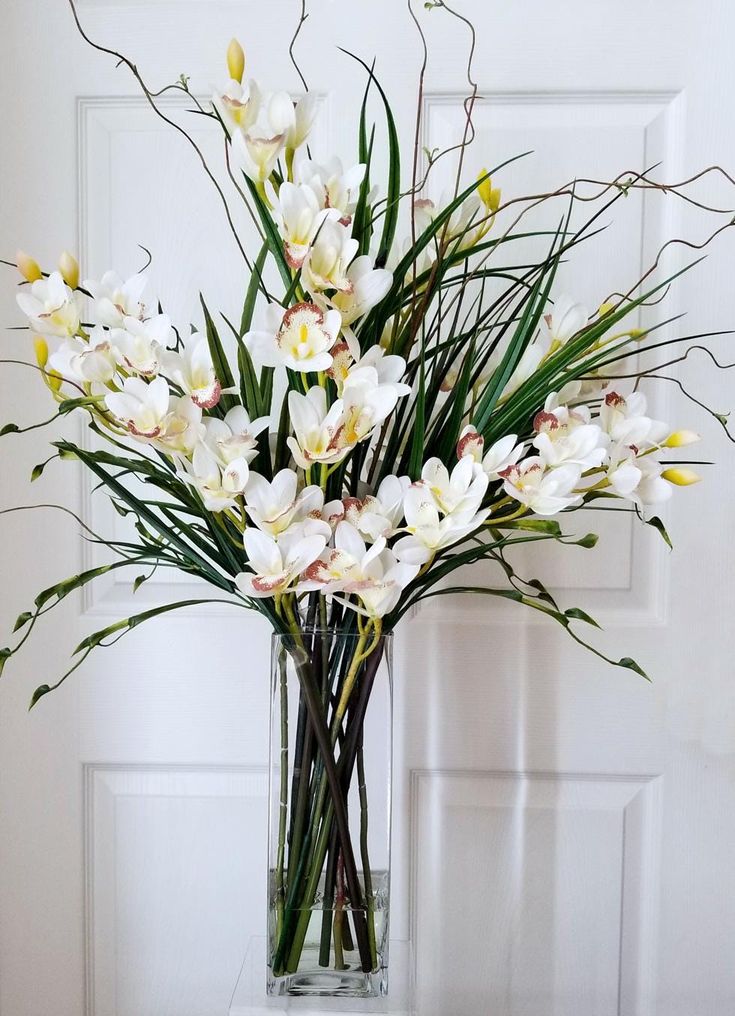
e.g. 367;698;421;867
267;626;393;998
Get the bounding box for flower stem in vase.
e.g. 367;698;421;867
274;652;289;942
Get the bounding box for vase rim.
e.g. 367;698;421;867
273;626;393;640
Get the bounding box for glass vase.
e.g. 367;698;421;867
267;626;393;998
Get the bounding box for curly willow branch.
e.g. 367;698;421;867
66;0;255;274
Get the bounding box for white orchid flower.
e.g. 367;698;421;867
302;522;418;618
160;333;221;408
213;78;261;135
180;445;249;512
245;468;323;536
330;256;393;325
287;387;350;469
345;346;411;405
456;425;485;462
245;301;342;373
606;446;672;507
84;270;147;327
600;391;669;448
236;526;327;599
275;92;318;151
326;339;356;393
105;376;171;439
295;157;366;221
455;428;527;481
266;181;338;268
110;314;173;377
16;271;81;338
339;365;404;446
499;456;583;516
232;96;286;183
532;407;608;470
302;219;359;294
341;474;411;542
419;456;489;516
48;328;119;385
203;406;269;465
539;295;589;350
393;485;490;565
154;396;205;456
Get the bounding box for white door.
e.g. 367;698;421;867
2;2;734;1015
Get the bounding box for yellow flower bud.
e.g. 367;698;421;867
477;169;493;209
48;371;63;394
629;328;646;341
33;336;48;369
662;467;701;486
597;302;615;318
227;38;245;83
16;250;42;283
664;429;701;448
58;250;79;290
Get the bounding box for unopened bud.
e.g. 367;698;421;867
47;371;63;394
58;250;79;290
664;429;701;448
662;467;701;486
477;170;500;212
16;250;42;283
597;302;615;318
227;38;245;83
33;336;48;369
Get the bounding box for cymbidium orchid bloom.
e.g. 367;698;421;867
532;408;608;470
105;376;170;439
394;485;490;565
105;377;203;453
84;270;148;327
599;390;668;448
236;526;327;599
287;387;350;469
181;444;249;512
245;302;342;372
342;474;411;542
110;314;173;377
232;111;285;184
302;219;359;294
606;447;672;507
16;271;81;338
456;427;527;481
330;256;393;326
153;395;205;456
266;181;338;268
347;346;411;398
213;78;261;135
244;468;323;537
419;456;489;516
160;334;221;408
339;366;405;447
539;294;589;351
203;406;269;465
302;522;418;619
276;92;318;152
499;457;583;516
295;157;366;221
48;329;119;386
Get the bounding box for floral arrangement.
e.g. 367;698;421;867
2;0;731;993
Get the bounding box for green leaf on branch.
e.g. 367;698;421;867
13;612;33;633
29;684;50;708
564;607;602;628
1;423;20;436
0;648;12;678
644;514;673;550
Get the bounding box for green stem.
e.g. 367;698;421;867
357;731;377;968
274;651;288;941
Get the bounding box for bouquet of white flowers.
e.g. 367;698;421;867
2;0;731;997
